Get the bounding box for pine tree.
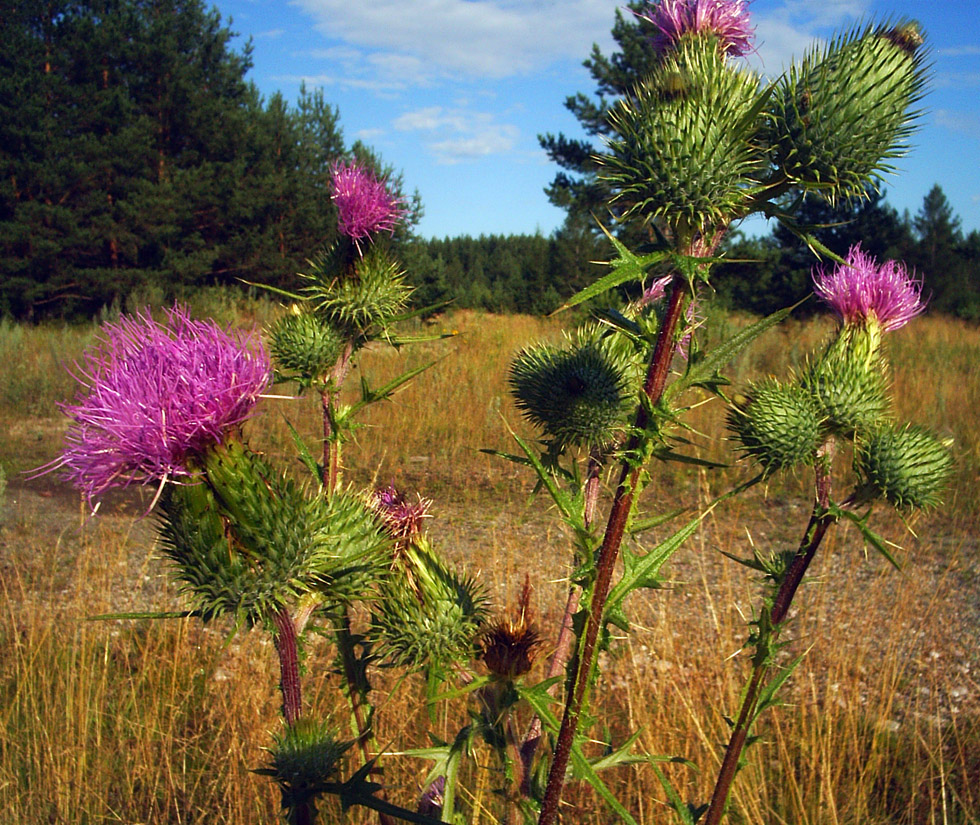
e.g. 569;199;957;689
537;3;659;241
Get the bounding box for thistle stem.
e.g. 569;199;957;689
273;608;303;726
320;341;355;494
520;450;601;792
272;609;315;825
702;441;837;825
537;279;687;825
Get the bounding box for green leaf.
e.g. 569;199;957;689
606;513;703;624
239;279;306;302
569;744;639;825
554;223;669;312
665;302;801;401
831;505;902;571
86;610;198;621
284;417;322;483
629;507;688;536
346;360;437;418
428;674;492;705
752;650;809;724
503;420;582;530
651;764;696;825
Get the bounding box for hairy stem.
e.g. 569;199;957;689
520;449;602;792
273;607;303;726
320;340;355;494
538;279;687;825
702;441;837;825
273;608;315;825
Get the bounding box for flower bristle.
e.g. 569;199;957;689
636;0;755;58
369;484;433;541
813;244;925;332
330;160;406;243
49;306;270;504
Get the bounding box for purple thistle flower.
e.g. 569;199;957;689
369;484;432;540
331;160;406;244
417;775;445;817
636;0;755;57
45;306;271;504
813;244;925;332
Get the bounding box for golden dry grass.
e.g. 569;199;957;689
1;305;978;824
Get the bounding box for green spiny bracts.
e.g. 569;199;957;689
509;334;637;450
259;719;352;811
767;20;927;204
371;538;488;672
310;245;412;336
157;440;390;624
599;38;765;239
854;423;952;510
268;311;345;388
802;324;889;437
727;378;823;475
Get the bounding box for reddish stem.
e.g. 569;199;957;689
273;608;303;726
520;450;602;791
538;280;687;825
702;442;836;825
273;608;314;825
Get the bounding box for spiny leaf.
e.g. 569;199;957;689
554;222;669;312
666;302;802;401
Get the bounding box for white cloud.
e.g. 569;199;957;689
938;45;980;58
747;0;870;77
934;109;980;139
394;105;519;164
287;0;618;86
256;28;285;39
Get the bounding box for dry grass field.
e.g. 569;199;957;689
1;303;978;824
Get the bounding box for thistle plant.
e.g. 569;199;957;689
39;2;953;823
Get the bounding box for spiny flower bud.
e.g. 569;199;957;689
509;340;633;449
727;378;823;475
600;37;764;235
802;325;890;437
263;719;351;805
481;576;541;680
371;545;488;671
768;20;927;204
268;312;345;387
855;424;953;511
310;245;412;333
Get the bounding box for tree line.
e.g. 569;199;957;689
0;0;418;320
2;1;977;321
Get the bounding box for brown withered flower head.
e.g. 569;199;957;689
481;575;542;680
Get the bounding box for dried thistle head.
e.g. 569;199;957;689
481;575;542;680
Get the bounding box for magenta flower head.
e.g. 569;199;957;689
369;484;432;540
330;160;406;244
47;306;271;505
813;244;925;332
635;0;755;57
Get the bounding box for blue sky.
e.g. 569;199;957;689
210;0;980;240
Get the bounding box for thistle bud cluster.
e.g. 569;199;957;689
268;161;411;390
728;245;951;510
602;2;926;246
